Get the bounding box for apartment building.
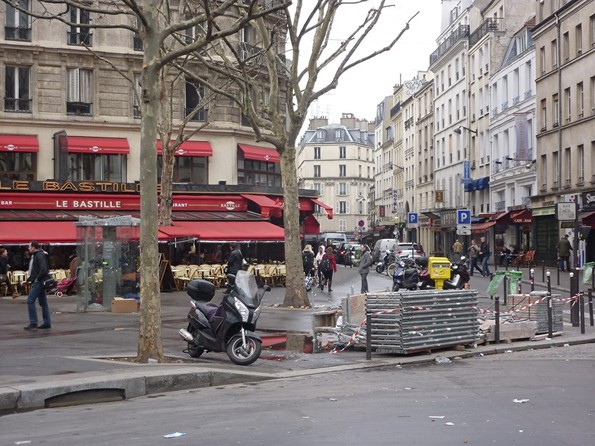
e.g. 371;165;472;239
297;114;375;236
374;96;396;233
532;0;595;264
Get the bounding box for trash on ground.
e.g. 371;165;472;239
163;432;187;439
513;398;530;403
429;416;445;419
435;356;451;364
444;422;455;426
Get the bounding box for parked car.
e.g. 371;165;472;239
372;239;399;262
395;242;425;259
336;242;362;266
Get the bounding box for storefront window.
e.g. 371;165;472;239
68;153;126;181
238;158;281;187
0;152;35;180
157;155;207;184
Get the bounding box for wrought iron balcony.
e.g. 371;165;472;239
5;26;31;41
469;17;503;47
429;25;469;66
4;97;31;113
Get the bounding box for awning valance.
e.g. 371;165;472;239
471;221;496;233
0;134;39;152
0;221;78;244
241;194;283;218
66;136;129;154
158;220;285;242
157;140;213;157
511;209;533;224
238;144;279;163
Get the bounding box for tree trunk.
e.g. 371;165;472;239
280;145;310;308
158;144;175;226
136;1;164;363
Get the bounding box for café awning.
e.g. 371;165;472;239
0;134;39;152
241;194;283;218
0;221;78;244
471;221;496;233
158;220;285;242
156;140;213;156
66;136;130;154
238;144;279;163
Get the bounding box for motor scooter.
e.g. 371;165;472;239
392;257;419;291
376;250;395;274
179;270;271;365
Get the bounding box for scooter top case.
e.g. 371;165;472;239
187;279;216;302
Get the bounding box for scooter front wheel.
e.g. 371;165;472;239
375;264;384;274
227;335;262;366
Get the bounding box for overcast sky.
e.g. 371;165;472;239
307;0;442;124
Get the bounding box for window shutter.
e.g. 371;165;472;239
345;202;350;214
346;183;350;195
79;69;91;103
68;69;79;101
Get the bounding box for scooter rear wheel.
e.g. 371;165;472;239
186;327;205;358
227;335;261;365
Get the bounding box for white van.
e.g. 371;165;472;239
320;232;347;249
372;238;399;262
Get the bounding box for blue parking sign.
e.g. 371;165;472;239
408;212;418;225
457;209;471;225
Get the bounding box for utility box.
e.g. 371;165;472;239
111;298;138;313
428;257;451;289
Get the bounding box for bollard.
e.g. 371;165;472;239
547;292;553;339
579;291;585;334
542;260;546;282
503;274;508;306
530;268;535;292
557;263;560;286
366;311;371;360
570;272;578;327
546;270;551;294
588;288;593;327
494;296;500;344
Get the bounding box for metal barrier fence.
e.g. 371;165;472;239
365;290;480;355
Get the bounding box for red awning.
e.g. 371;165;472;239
302;214;320;234
66;136;130;154
471;221;496;233
510;209;533;224
0;134;39;152
0;221;78;244
158;220;285;242
241;194;283;218
311;198;334;219
582;211;595;225
238;144;279;163
156;140;213;156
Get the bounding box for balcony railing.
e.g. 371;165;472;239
4;97;31;112
184;107;208;122
429;25;470;66
67;101;92;115
5;26;31;41
521;196;531;206
67;31;93;46
469;17;503;47
494;200;506;211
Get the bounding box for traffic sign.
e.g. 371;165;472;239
407;212;419;226
457;209;471;225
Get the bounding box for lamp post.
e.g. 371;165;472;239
454;125;478;135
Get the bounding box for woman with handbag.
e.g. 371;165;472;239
24;241;52;330
0;247;19;298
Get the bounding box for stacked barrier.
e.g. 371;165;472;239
366;290;480;355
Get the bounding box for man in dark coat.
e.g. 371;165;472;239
556;235;573;272
24;241;51;330
224;243;243;294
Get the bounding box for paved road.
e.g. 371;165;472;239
2;343;593;445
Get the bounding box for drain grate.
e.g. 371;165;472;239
45;388;125;408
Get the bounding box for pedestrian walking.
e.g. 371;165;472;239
556;234;573;272
451;239;463;262
315;246;325;286
358;244;373;294
24;241;52;330
318;246;337;292
467;239;483;276
478;236;491;277
0;247;19;298
224;243;243;294
302;244;315;275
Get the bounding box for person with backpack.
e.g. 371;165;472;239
302;244;315;274
24;241;52;330
318;246;337;292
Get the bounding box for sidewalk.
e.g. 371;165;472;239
1;265;594;414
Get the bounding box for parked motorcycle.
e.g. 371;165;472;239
179;270;271;365
392;257;419;291
417;256;470;290
376;250;396;274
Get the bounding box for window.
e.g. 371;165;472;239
335;129;342;140
237;157;280;187
313;182;323;195
0;151;35;181
577;144;584;183
564;88;571;122
339;164;346;177
5;0;31;41
562;31;569;61
339;146;346;159
158;155;207;184
67;68;92;115
4;66;31;112
338;201;348;214
133;17;143;51
592;76;595;114
185;80;208;121
68;153;126;182
540;46;546;74
552;93;559;126
316;129;325;141
563;147;571;187
68;6;92;46
590;14;595;48
314;146;321;159
551;38;558;68
133;73;142;118
338;182;348;195
577;82;584;117
576;24;583;55
314;165;321;178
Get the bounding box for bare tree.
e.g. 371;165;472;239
3;0;287;361
185;0;419;307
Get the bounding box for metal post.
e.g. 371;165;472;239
365;311;371;360
542;260;546;282
579;291;585;334
530;268;535;292
494;296;500;344
570;271;578;327
547;292;553;339
588;288;593;327
557;263;560;286
503;274;508;306
546;270;551;294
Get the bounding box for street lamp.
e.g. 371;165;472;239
454;125;478;135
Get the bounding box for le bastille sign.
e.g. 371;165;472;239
0;179;141;193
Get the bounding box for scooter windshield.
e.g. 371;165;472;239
234;270;259;306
